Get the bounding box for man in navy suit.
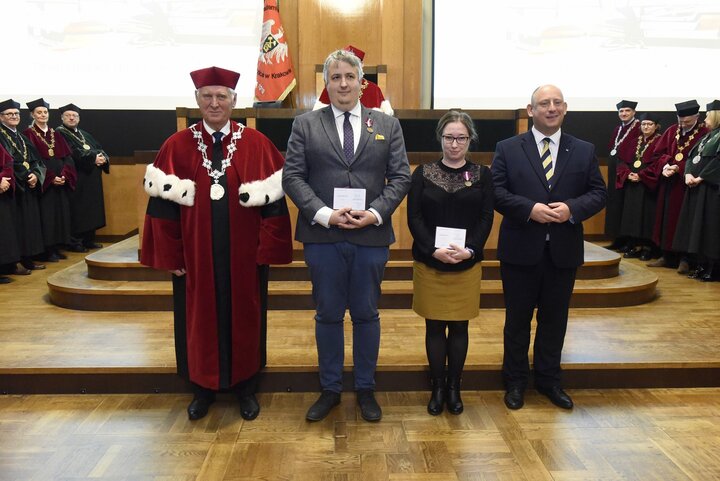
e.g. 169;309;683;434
283;49;411;422
491;85;606;410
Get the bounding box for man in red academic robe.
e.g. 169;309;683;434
140;66;293;421
646;100;709;273
605;100;640;251
313;44;394;116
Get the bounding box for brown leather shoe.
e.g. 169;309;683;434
677;259;690;275
13;265;31;275
647;257;666;267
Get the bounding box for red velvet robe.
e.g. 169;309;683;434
141;122;292;390
23;125;76;191
616;132;660;190
646;122;709;250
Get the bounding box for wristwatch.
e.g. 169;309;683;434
466;247;475;259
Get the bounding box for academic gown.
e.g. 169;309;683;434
141;121;292;390
0;125;46;258
24;125;76;248
616;132;660;240
646;122;709;251
672;128;720;260
0;145;20;265
56;125;109;235
605;120;640;238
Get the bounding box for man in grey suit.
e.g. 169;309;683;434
283;49;411;422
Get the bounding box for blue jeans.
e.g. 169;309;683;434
304;242;389;392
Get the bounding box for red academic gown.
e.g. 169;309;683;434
605;120;640;237
24;125;77;248
646;122;709;250
141;121;292;390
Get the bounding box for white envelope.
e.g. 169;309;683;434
434;226;466;248
333;188;366;210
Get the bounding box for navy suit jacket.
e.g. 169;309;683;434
491;130;606;268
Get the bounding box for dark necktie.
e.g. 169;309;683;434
541;137;554;186
212;131;223;164
342;112;354;163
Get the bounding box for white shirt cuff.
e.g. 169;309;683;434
312;206;333;228
369;208;382;226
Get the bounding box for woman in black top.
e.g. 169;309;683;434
407;110;494;415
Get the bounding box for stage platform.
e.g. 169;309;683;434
46;236;658;311
1;241;719;395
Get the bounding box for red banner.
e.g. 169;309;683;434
255;0;296;102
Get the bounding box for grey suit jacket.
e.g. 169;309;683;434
282;105;411;246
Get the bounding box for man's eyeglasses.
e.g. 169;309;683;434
442;135;469;145
0;112;20;117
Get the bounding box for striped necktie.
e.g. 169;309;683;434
541;137;554;185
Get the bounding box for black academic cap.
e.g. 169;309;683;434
616;100;638;110
706;100;720;112
675;100;700;117
26;98;49;111
638;112;660;123
0;99;21;112
58;103;81;114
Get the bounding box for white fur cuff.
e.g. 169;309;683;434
143;164;196;207
238;168;284;207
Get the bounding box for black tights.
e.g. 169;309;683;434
425;319;469;380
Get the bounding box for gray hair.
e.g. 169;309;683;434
194;87;237;101
322;49;364;85
436;110;479;144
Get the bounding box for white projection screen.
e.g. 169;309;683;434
2;0;264;109
433;0;720;111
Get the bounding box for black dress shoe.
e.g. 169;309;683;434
187;394;215;420
0;276;12;284
688;267;705;279
55;251;68;260
639;249;652;261
427;378;445;416
504;388;524;410
238;393;260;421
306;390;341;422
43;252;60;262
537;386;573;409
21;259;46;270
66;244;88;253
623;249;641;259
356;389;382;422
446;377;463;415
83;242;103;249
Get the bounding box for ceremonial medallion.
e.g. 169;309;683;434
83;144;90;150
692;155;701;165
610;149;617;156
23;161;30;169
48;148;54;157
675;153;684;161
463;171;472;187
210;183;225;200
633;160;642;168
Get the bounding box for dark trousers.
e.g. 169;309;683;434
500;247;577;390
304;242;389;392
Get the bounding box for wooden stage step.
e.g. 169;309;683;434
85;235;621;282
48;236;657;311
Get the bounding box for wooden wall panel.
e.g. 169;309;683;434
96;164;139;237
286;0;422;110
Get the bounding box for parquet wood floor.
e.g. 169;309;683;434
1;389;719;480
0;246;718;375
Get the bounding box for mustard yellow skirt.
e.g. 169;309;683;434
412;261;482;320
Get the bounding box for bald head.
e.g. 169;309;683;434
527;84;567;136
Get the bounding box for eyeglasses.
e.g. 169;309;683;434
1;112;20;117
442;135;469;145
